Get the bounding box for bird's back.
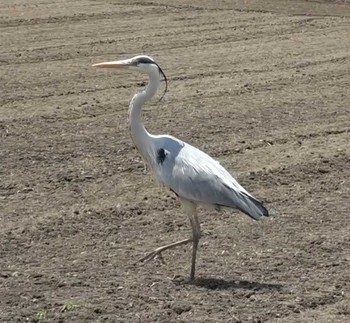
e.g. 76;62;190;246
152;135;269;220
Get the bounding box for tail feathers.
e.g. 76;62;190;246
236;193;269;221
213;183;269;220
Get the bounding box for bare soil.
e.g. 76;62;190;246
1;0;350;322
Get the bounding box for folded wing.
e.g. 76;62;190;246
159;140;268;221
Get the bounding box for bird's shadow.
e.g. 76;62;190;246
174;276;284;291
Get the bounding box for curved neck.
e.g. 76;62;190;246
128;67;160;163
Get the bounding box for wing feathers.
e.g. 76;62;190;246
157;138;268;220
220;185;269;220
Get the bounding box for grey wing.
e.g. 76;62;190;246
160;142;268;221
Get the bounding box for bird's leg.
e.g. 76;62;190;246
137;237;193;264
137;199;202;280
189;212;202;281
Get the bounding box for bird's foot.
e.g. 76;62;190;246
135;238;193;266
136;247;166;265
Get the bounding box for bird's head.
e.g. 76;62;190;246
93;55;167;99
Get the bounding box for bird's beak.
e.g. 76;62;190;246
92;59;133;69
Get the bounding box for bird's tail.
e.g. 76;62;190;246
235;192;269;221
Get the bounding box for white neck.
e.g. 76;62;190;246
128;66;160;165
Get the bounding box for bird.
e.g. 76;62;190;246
93;55;269;280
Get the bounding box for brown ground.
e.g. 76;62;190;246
1;0;350;322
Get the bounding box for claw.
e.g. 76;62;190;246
137;247;164;264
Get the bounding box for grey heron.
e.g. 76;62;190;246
93;55;269;280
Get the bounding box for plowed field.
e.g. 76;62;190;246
1;0;350;322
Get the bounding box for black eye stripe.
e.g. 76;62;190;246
135;57;154;64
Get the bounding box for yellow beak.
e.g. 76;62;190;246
92;59;132;68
